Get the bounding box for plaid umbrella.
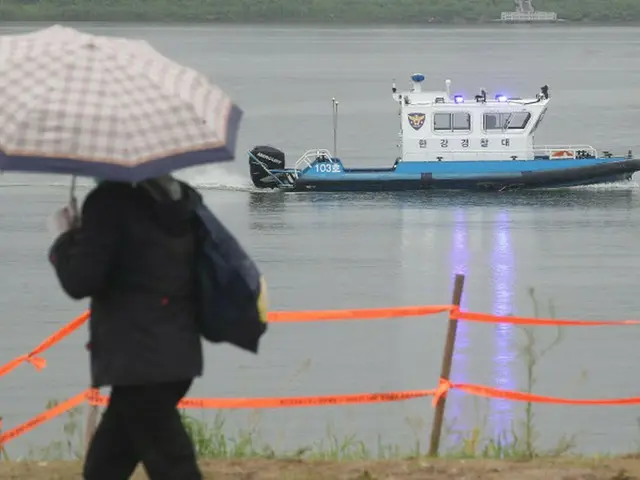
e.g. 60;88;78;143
0;25;242;183
0;25;184;68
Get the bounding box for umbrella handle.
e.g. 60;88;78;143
69;175;79;225
69;175;77;203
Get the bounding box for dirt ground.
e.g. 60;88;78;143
0;458;640;479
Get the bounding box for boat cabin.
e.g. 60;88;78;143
393;73;554;162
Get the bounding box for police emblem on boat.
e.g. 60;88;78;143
407;112;426;131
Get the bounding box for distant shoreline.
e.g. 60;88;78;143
1;19;640;27
1;0;639;24
1;8;640;26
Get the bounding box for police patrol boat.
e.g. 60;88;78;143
248;73;640;192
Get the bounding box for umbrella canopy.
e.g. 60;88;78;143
0;25;186;69
0;25;242;183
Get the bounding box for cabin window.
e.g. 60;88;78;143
452;112;471;130
506;112;531;129
433;113;452;131
433;112;471;132
483;112;531;130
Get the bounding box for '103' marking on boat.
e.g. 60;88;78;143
314;163;341;173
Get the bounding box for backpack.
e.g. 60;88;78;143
189;190;268;354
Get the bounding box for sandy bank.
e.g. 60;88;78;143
0;457;639;479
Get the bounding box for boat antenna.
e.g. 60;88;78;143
332;97;339;159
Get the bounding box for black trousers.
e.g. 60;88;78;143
83;380;202;480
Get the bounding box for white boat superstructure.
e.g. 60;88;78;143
391;73;594;163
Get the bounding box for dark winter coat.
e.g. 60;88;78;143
49;178;203;388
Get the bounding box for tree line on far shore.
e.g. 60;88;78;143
1;0;638;23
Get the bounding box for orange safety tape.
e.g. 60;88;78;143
0;306;453;383
4;305;640;385
7;378;640;448
87;389;437;410
0;311;90;378
452;308;640;326
270;305;640;326
268;305;454;323
0;390;88;447
0;388;436;446
432;378;640;406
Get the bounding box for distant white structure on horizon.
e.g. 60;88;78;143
498;0;563;23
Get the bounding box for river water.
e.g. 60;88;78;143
1;23;640;457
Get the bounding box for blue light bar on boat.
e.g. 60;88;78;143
411;73;425;83
495;94;507;102
454;95;464;104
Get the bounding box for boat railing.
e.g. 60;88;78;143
533;145;598;159
500;11;558;21
294;149;335;171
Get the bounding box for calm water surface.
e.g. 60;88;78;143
1;23;640;456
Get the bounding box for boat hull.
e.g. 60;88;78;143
290;158;640;192
292;172;632;192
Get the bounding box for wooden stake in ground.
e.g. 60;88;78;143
84;391;99;456
428;273;465;457
0;416;9;461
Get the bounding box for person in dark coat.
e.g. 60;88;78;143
48;175;203;480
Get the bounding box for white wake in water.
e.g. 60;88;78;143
559;180;640;190
0;175;94;189
0;165;265;192
175;164;262;192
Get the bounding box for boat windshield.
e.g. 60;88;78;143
502;111;531;129
484;111;531;130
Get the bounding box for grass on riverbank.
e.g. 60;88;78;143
0;288;636;479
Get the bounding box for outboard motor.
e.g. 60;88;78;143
249;145;286;189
